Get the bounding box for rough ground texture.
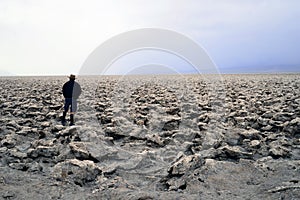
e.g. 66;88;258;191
0;74;300;199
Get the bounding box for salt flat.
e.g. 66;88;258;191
0;74;299;199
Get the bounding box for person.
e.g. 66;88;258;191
61;74;82;126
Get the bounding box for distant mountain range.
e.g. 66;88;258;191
120;65;300;75
179;65;300;74
0;70;16;76
218;65;300;74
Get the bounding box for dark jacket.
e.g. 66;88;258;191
62;80;82;99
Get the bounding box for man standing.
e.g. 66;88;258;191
61;74;82;126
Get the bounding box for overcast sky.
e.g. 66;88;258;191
0;0;299;75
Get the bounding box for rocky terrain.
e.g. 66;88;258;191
0;74;299;199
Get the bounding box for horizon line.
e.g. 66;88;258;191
1;71;300;77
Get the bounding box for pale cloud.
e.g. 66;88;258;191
0;0;130;75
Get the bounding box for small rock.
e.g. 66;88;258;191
198;113;210;123
53;159;102;186
56;126;78;138
166;107;180;115
15;142;31;152
55;146;74;162
224;130;243;146
217;145;253;160
146;134;164;146
0;146;8;154
46;111;57;119
173;129;198;143
100;115;113;124
269;146;290;158
272;112;292;122
198;148;218;159
27;104;42;112
69;142;90;160
16;127;39;138
257;117;269;127
202;130;223;149
49;104;62;110
262;111;274;119
1;137;16;149
26;111;42;118
9;162;29;171
237;110;248;117
162;118;180;131
197;122;208;131
168;154;205;175
2;191;15;199
249;140;261;148
239;129;261;140
28;161;43;172
283;117;300;136
293;139;300;145
261;125;273;131
41;121;51;127
9;149;27;159
234;117;246;124
269;139;291;158
85;141;118;162
166;178;187;191
6;120;21;130
52;124;64;132
104;127;126;139
27;146;59;158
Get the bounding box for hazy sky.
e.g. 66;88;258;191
0;0;299;75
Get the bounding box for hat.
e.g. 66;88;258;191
69;74;76;79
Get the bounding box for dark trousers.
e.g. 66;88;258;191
64;98;77;113
62;98;77;125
